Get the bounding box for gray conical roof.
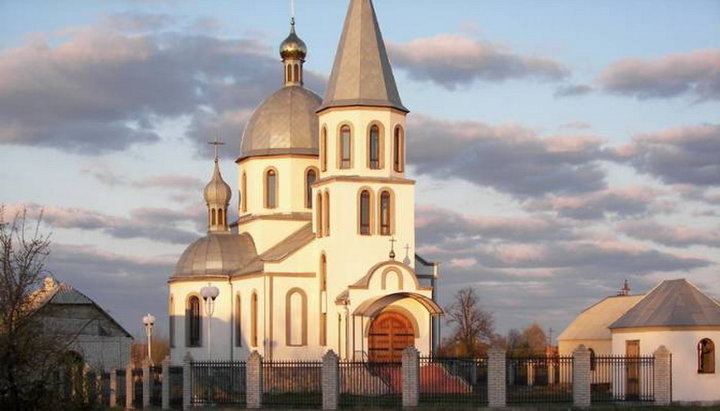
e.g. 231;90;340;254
318;0;407;113
610;279;720;329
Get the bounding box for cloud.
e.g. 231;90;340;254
554;84;593;98
5;203;202;244
0;17;325;155
408;114;608;197
388;34;569;89
527;186;660;220
615;124;720;187
101;12;176;32
560;122;591;130
83;164;204;191
619;220;720;248
597;49;720;101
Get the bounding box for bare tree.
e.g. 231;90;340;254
440;287;496;357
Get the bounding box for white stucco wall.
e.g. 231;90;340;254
612;329;720;402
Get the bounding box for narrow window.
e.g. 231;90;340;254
251;292;258;347
369;125;380;169
306;169;317;208
323;191;330;236
187;296;201;347
321;127;327;171
380;191;391;235
235;295;242;347
394;126;404;172
340;125;351;169
320;254;327;292
169;295;175;348
211;208;217;225
286;289;307;346
265;169;277;208
293;64;299;83
218;208;224;227
241;172;247;212
320;313;327;346
699;338;715;373
316;193;323;237
360;190;371;235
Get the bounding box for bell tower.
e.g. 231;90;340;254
315;0;415;285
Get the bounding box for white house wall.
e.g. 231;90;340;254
612;329;720;402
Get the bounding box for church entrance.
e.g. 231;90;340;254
368;311;414;362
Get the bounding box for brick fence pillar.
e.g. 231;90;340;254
161;356;170;410
654;345;672;405
402;346;419;407
109;368;117;408
322;350;339;410
573;345;591;408
126;362;135;410
143;359;151;408
182;352;192;410
246;351;263;409
487;346;506;408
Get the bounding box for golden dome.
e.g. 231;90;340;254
280;20;307;61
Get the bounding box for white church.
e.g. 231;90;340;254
168;0;442;364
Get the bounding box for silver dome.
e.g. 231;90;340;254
240;86;321;159
203;160;232;206
173;233;258;277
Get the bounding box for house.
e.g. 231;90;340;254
31;277;133;371
168;0;442;364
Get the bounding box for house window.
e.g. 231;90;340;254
369;125;380;169
234;294;242;347
306;169;317;208
241;172;247;212
699;338;715;374
187;296;201;347
360;190;371;235
321;127;327;171
286;289;307;346
393;126;404;172
340;125;351;169
380;190;391;235
265;169;277;208
251;292;258;347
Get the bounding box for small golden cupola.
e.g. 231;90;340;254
280;18;306;86
203;157;232;233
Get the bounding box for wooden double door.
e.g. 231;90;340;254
368;311;414;362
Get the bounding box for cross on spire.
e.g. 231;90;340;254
208;135;225;162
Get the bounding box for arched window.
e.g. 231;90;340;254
369;125;380;169
316;193;323;237
394;126;404;172
380;190;392;235
241;172;247;212
306;169;317;208
234;294;242;347
169;295;175;348
286;289;307;346
251;292;258;347
323;191;330;236
320;254;327;292
699;338;715;374
589;348;596;371
321;127;328;171
340;125;352;169
187;296;201;347
319;254;327;346
218;208;224;227
265;169;277;208
211;208;217;225
293;64;299;83
360;190;371;235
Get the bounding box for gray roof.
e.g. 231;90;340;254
318;0;407;113
610;279;720;329
558;295;643;341
173;233;258;277
240;85;321;159
259;223;314;262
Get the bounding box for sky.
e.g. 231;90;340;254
1;0;719;342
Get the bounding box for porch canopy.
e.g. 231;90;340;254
353;292;443;317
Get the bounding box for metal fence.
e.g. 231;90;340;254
339;361;402;408
169;366;184;408
190;361;246;406
262;360;322;408
591;356;655;402
419;357;488;405
507;356;573;404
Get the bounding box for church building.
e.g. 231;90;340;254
168;0;442;363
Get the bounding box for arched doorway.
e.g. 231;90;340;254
368;311;414;362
